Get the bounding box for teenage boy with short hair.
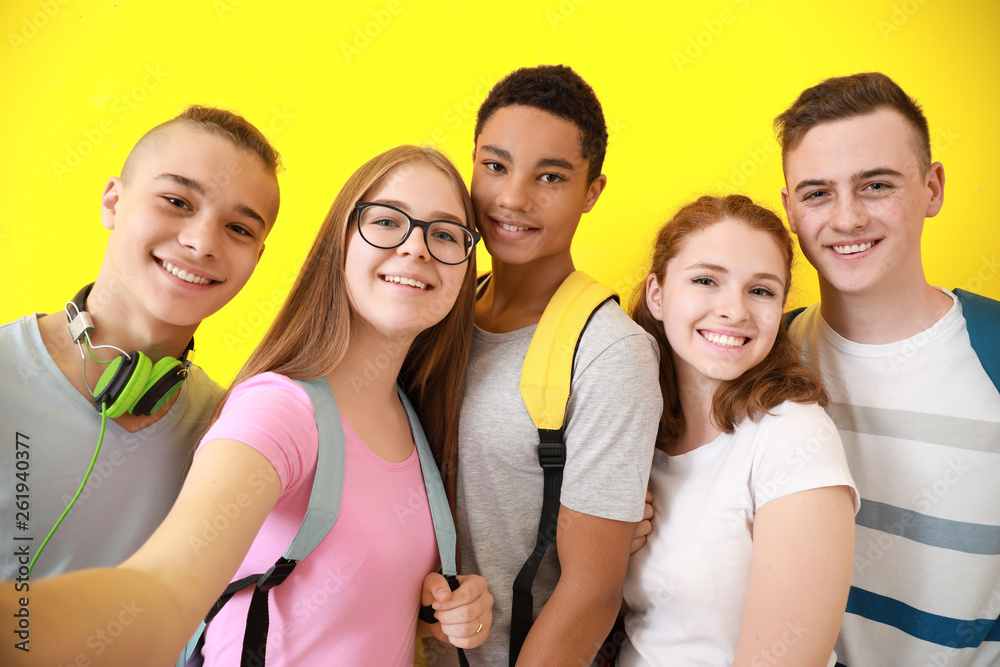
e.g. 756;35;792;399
0;106;282;579
777;72;1000;666
426;65;661;666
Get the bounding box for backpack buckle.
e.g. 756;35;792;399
537;443;565;468
257;557;297;591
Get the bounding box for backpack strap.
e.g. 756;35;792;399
180;377;465;666
954;288;1000;395
398;383;460;578
178;377;347;667
782;306;806;330
509;271;617;665
237;377;345;666
784;293;1000;395
400;388;468;667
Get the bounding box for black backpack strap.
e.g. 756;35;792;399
417;574;469;666
509;426;565;666
239;556;299;666
782;306;806;330
181;573;264;666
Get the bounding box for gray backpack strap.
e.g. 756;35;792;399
282;377;345;560
177;376;345;667
396;384;458;577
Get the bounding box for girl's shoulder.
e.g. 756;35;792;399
739;400;840;454
227;372;314;410
207;372;321;493
745;400;857;511
764;400;833;425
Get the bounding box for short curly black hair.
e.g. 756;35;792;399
474;65;608;185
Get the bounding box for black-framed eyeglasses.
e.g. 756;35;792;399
354;202;481;265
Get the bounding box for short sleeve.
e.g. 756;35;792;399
196;372;318;495
750;402;860;514
560;306;663;522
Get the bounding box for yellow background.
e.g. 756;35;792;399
2;0;998;385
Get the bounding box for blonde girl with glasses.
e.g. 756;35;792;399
3;146;493;666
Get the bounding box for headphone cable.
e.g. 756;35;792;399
26;402;108;576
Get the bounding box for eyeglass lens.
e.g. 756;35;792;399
358;204;474;264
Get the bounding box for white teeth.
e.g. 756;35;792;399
160;260;212;285
499;221;531;232
832;241;874;255
703;331;746;348
382;275;429;290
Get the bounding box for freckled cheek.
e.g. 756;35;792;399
787;210;822;244
869;198;916;227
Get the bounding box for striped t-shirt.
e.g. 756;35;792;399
790;289;1000;667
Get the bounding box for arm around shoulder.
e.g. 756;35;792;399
516;506;636;665
560;327;663;522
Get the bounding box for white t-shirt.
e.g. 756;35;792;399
621;401;859;667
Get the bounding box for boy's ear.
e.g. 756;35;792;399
645;273;664;322
780;186;796;234
257;243;266;262
582;174;607;214
925;161;945;218
101;178;122;231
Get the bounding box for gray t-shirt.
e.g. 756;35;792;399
426;301;662;666
0;314;221;579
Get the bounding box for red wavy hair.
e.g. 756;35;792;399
629;194;828;446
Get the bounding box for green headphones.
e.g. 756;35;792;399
68;284;194;418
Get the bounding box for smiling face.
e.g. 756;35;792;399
646;220;787;396
781;108;944;300
98;123;280;329
344;162;470;343
470;105;605;270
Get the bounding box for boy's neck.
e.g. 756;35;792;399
475;252;576;333
73;279;199;359
35;281;200;432
819;277;953;345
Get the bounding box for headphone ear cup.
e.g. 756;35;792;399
92;352;152;418
132;357;184;416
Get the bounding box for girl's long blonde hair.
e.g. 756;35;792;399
219;145;478;503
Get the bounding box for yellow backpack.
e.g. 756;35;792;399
505;270;618;664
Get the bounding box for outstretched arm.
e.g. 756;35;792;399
2;439;282;667
733;485;856;667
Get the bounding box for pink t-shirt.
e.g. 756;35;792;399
196;373;439;666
